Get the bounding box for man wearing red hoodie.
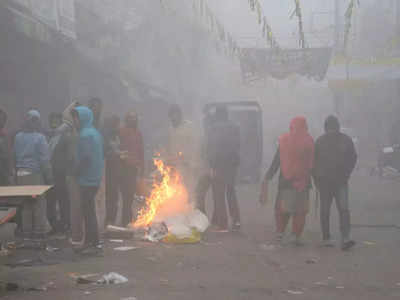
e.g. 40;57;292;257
119;112;144;227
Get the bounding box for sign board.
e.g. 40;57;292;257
240;47;332;83
0;186;52;198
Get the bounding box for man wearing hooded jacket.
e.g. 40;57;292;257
73;106;104;253
314;115;357;251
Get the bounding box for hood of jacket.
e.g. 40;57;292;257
75;106;94;130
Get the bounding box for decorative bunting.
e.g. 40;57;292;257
344;0;360;52
246;0;280;49
291;0;306;49
190;0;239;58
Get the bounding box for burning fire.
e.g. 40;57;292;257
132;158;190;228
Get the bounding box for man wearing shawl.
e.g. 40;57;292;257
263;117;314;245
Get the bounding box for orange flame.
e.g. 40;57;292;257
132;158;190;228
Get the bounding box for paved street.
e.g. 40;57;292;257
1;169;400;300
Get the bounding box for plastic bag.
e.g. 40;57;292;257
164;216;192;238
186;209;209;233
163;229;202;244
97;272;128;285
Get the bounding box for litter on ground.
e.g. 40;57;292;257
287;289;304;295
114;246;140;251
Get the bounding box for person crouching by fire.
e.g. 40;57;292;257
167;104;199;201
119;111;144;227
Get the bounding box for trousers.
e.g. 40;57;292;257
68;176;83;243
211;168;240;229
195;173;212;214
105;160;137;227
17;173;50;236
275;197;306;237
319;183;351;242
80;186;99;246
47;170;70;232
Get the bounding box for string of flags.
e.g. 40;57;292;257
159;0;239;58
247;0;280;49
344;0;360;52
290;0;306;49
192;0;239;58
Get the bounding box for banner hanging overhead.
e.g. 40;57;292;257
239;47;332;83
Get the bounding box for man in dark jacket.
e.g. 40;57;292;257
314;115;357;251
46;112;69;235
207;106;241;231
0;109;11;186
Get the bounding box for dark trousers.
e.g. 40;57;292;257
211;168;240;229
120;165;137;227
47;170;70;232
196;173;212;214
80;186;99;246
319;183;351;242
105;159;137;227
105;157;120;226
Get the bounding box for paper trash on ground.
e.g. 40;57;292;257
287;290;304;295
97;272;128;285
114;246;140;251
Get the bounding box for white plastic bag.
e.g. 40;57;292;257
187;209;209;233
97;272;128;285
164;216;192;238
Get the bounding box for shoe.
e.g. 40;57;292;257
48;230;67;240
342;240;356;251
232;222;241;232
209;225;229;233
321;239;335;247
274;233;284;242
32;232;47;242
79;244;103;256
289;234;304;247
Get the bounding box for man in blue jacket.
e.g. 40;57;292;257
72;106;104;253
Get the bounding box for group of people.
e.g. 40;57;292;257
262;115;357;250
0;98;145;254
0;98;358;253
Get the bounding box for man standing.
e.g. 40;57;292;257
73;106;104;253
196;111;215;214
49;101;83;245
104;115;122;226
119;112;144;227
46;112;69;235
0;109;11;186
14;110;53;240
47;113;63;140
314;115;357;251
88;98;103;130
207;106;241;231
